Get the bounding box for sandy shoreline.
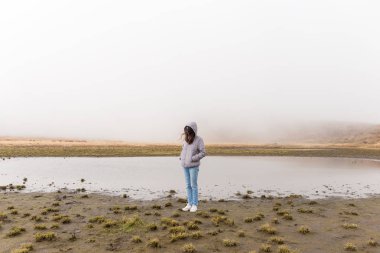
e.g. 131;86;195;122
1;191;379;253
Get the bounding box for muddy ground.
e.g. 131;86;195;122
1;192;380;253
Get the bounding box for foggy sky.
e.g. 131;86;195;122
1;0;380;143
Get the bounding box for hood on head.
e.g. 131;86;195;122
185;122;198;135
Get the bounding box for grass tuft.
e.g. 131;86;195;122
269;236;284;244
34;224;47;230
147;238;161;248
131;235;142;243
342;223;358;229
258;224;277;234
170;232;188;242
260;243;272;252
6;226;26;237
121;215;144;231
298;225;310;234
35;232;57;242
344;242;357;251
223;239;238;247
368;239;378;247
182;243;196;253
88;216;106;224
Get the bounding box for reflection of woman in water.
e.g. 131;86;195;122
179;122;206;213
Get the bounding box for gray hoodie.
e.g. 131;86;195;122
180;122;206;168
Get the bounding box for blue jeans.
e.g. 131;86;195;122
183;167;199;206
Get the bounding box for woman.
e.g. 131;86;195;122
180;122;206;212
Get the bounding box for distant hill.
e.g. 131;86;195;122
272;122;380;146
1;122;380;147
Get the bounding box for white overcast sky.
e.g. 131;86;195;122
0;0;379;143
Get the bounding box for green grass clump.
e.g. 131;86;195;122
0;212;8;221
124;205;138;211
260;243;272;252
282;213;293;220
258;224;277;234
297;208;313;214
182;243;196;253
12;248;30;253
344;242;357;251
276;210;290;216
34;224;47;230
121;215;144;231
45;207;59;213
88;216;106;224
103;219;118;228
367;238;379;247
50;223;60;229
11;243;33;253
211;215;228;226
170;232;188;242
152;204;162;210
146;223;158;231
31;216;42;222
196;211;210;218
342;223;358;229
277;245;293;253
35;232;57;242
269;236;284;244
110;206;121;214
169;226;185;234
187;221;199;230
61;217;71;224
368;239;378;247
6;226;26;237
131;235;142;243
298;225;310;234
223;239;238;247
161;217;179;227
147;238;161;248
190;231;203;239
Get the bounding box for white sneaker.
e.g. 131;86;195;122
190;205;198;212
182;204;191;212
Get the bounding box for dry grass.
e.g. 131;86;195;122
182;243;196;253
344;242;357;251
222;239;238;247
131;235;142;243
6;226;26;237
298;225;310;234
258;224;277;234
269;236;284;244
260;243;272;252
170;232;188;242
368;239;378;247
11;243;33;253
35;232;57;242
147;238;161;248
342;223;358;229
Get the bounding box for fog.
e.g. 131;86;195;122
1;1;379;143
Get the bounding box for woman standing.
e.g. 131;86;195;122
180;122;206;212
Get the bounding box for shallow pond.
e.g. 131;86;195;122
1;156;380;199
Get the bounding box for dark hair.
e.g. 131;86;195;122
183;126;195;144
